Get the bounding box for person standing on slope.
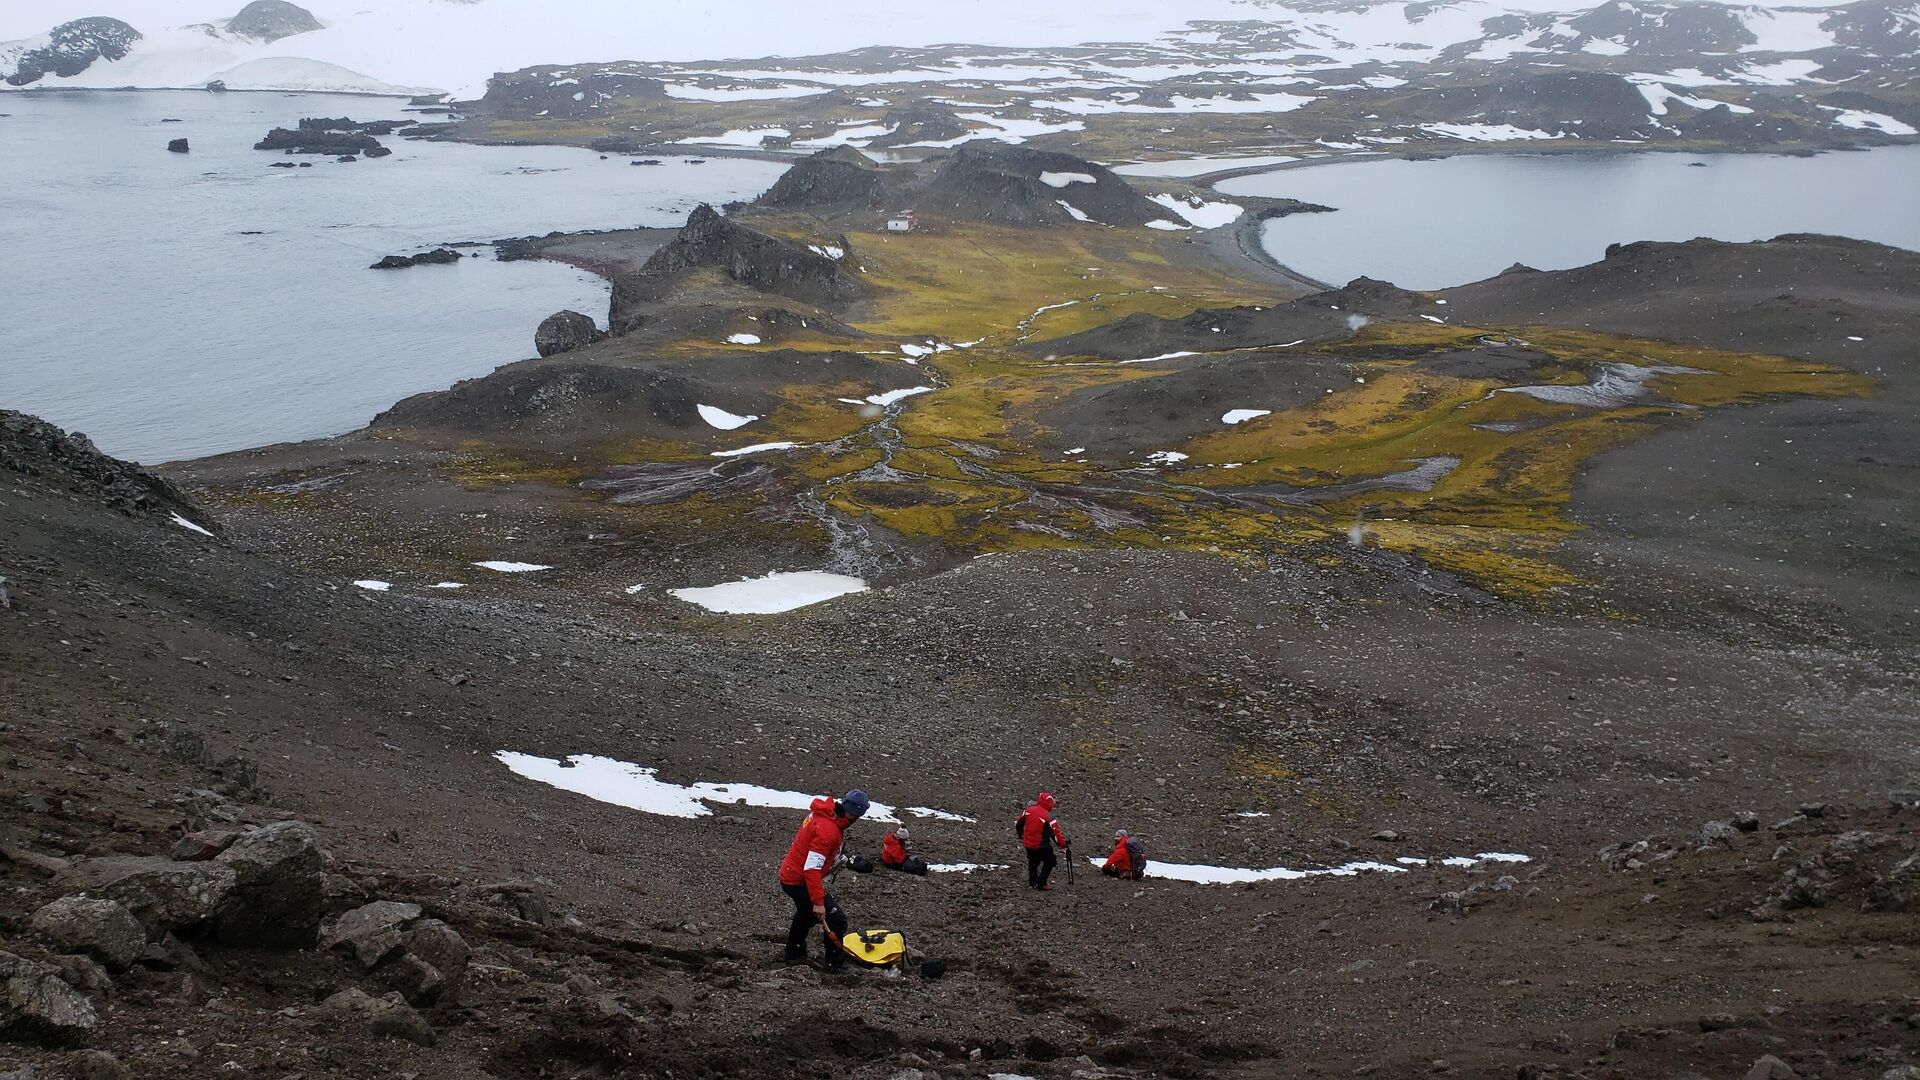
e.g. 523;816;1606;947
779;788;869;968
1016;791;1069;890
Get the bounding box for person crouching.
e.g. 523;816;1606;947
778;788;869;969
1101;829;1147;880
881;825;929;876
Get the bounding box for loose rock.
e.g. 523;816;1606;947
29;895;146;970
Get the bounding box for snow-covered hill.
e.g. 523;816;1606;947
2;0;1910;99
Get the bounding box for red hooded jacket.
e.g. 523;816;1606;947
1103;837;1137;875
778;796;846;905
881;831;908;867
1017;794;1067;850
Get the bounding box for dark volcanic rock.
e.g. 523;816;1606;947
28;896;146;971
535;310;608;356
298;116;406;136
53;856;236;933
481;67;665;120
610;204;864;332
211;821;327;948
167;138;189;153
757;146;889;210
255;127;382;155
365;145;393;158
370;248;463;270
225;0;323;42
4;18;141;87
319;987;435;1045
867;103;971;148
0;950;97;1043
1398;71;1655;138
0;410;209;523
916;143;1168;228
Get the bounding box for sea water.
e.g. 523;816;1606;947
0;90;786;462
1222;145;1920;290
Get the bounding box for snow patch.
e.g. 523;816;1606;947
170;513;214;537
1149;193;1244;229
725;333;763;345
1424;122;1564;141
711;442;800;458
907;807;978;823
1145;219;1189;231
1040;171;1097;187
929;862;1008;873
353;580;391;592
669;570;868;614
474;561;552;573
1222;409;1271;424
697;404;759;430
1145;450;1189;465
866;386;935;406
497;751;908;823
1824;108;1917;135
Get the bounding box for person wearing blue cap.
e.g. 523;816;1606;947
777;788;869;969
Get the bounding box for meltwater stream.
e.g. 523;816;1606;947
0;90;786;462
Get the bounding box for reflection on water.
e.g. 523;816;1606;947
1219;146;1920;291
0;90;786;462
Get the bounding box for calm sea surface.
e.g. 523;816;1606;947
0;90;785;462
1219;146;1920;291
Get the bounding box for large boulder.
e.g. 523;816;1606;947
28;897;145;971
378;919;471;1005
322;900;421;968
212;821;326;947
53;856;235;933
535;310;607;357
322;901;470;1005
0;951;97;1043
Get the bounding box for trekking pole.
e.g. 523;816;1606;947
1065;842;1075;885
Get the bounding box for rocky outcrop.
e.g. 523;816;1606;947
322;901;471;1006
299;116;407;136
915;144;1168;228
1397;71;1655;137
479;68;665;120
610;204;864;333
254;127;382;155
0;951;97;1043
756;146;889;211
225;0;323;42
535;310;607;356
0;410;208;524
3;18;141;87
54;856;236;932
167;138;189;153
46;821;328;948
28;897;146;971
866;103;971;149
370;248;464;270
1030;276;1429;360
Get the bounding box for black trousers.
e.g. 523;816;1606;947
1025;844;1056;888
781;881;848;966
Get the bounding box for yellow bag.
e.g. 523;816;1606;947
838;929;906;967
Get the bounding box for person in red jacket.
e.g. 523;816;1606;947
1101;829;1147;880
881;825;909;869
1015;791;1069;890
880;825;929;876
778;789;869;968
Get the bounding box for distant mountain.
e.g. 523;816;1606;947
0;0;1912;100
